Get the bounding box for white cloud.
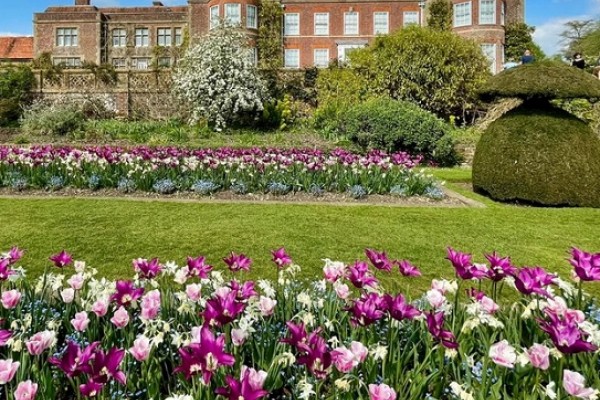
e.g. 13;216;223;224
94;0;120;6
0;32;31;37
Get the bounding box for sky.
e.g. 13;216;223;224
0;0;599;56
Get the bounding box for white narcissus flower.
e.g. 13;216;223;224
449;382;474;400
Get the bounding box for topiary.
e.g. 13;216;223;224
473;60;600;207
338;97;460;166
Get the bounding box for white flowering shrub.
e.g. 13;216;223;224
172;26;268;129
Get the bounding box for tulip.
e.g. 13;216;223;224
295;330;332;379
570;248;600;282
60;288;75;304
485;252;517;281
130;336;151;362
346;261;378;289
368;383;397;400
489;340;517;368
223;252;252;272
0;259;14;281
365;249;392;272
258;296;277;316
281;322;308;348
140;290;161;321
231;328;248;346
347;293;386;326
1;289;21;309
26;331;56;356
331;346;357;373
7;247;24;264
202;290;245;326
271;247;292;268
91;298;109;317
71;311;90;332
110;306;130;328
186;256;213;278
49;341;99;378
384;294;421;321
49;250;72;268
563;370;599;399
79;381;104;397
133;258;162;279
0;359;19;384
0;330;12;346
110;280;144;307
14;380;38;400
333;281;350;299
426;311;459;349
526;343;550;370
396;260;421;277
215;366;269;400
67;273;85;290
323;260;346;282
514;267;557;298
426;289;446;309
185;283;202;302
86;347;127;386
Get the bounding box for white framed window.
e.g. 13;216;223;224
174;28;183;46
247;5;258;29
344;12;359;35
132;57;151;70
112;28;126;47
403;11;419;27
501;1;506;25
135;28;149;47
313;49;329;68
247;47;258;65
453;2;472;27
157;28;172;46
284;49;300;68
481;43;497;74
210;6;220;29
373;12;389;34
479;0;496;24
112;58;127;69
284;13;300;36
56;28;78;47
337;44;364;63
225;4;241;25
53;57;81;67
314;13;329;35
158;57;171;68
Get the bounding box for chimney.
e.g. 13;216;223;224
152;1;164;6
75;0;91;5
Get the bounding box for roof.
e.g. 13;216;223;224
0;37;34;60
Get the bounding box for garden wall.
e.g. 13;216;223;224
32;69;172;118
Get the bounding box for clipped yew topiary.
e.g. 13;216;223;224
473;61;600;207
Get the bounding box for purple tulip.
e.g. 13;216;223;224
365;249;393;272
223;252;252;272
539;311;598;354
215;367;269;400
110;280;144;307
570;248;600;281
49;341;100;378
346;261;378;289
396;260;422;277
485;252;517;281
85;347;127;386
202;290;246;327
7;247;24;264
446;248;487;280
426;311;459;349
79;381;104;398
132;258;162;279
384;294;421;321
0;259;14;281
186;256;213;278
295;330;332;379
513;267;557;297
0;330;11;346
281;322;308;348
229;280;258;301
347;293;386;326
174;326;235;383
49;250;72;268
271;247;292;268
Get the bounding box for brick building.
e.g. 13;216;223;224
34;0;524;73
0;37;34;64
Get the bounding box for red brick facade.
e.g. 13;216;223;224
33;0;524;72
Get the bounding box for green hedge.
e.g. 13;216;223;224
337;98;461;166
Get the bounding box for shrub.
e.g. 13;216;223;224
472;102;600;207
0;66;35;126
338;98;460;166
20;100;85;136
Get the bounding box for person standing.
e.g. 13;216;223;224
520;49;535;64
571;53;585;69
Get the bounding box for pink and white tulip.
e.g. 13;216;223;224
14;380;38;400
1;290;21;309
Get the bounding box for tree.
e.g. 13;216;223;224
427;0;453;31
504;23;545;61
172;26;268;129
560;19;596;55
257;0;283;70
0;65;35;126
348;26;490;119
574;22;600;63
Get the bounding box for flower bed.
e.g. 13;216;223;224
0;146;446;199
0;247;599;399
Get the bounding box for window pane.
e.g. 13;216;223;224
479;0;495;24
403;11;419;26
374;12;389;34
344;12;358;35
315;13;329;35
453;2;472;27
314;49;329;67
285;14;299;36
284;49;299;68
225;4;241;25
247;6;257;28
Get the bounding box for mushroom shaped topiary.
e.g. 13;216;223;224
473;60;600;207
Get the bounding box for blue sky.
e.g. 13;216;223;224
1;0;599;55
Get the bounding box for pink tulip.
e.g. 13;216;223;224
1;290;21;309
369;383;397;400
331;346;356;373
67;274;85;290
489;340;517;368
350;341;368;362
140;290;161;321
185;284;202;302
110;306;130;328
241;366;267;390
70;311;90;332
231;328;248;346
25;331;55;356
334;282;350;300
91;298;109;317
0;359;19;384
563;370;598;399
129;336;151;362
258;296;277;317
479;296;499;314
323;262;345;282
526;344;550;370
14;380;37;400
60;288;75;304
426;289;445;309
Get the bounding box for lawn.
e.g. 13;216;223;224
1;174;599;295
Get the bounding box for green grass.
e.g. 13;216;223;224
1;193;599;295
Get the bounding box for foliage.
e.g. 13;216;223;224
82;61;118;86
261;95;296;130
0;66;35;126
479;60;600;101
555;98;600;133
257;0;283;70
32;52;63;84
336;97;461;166
173;26;269;129
472;102;600;207
0;244;599;399
348;26;490;119
560;19;597;57
20;100;85;136
427;0;453;31
82;119;196;143
504;23;546;62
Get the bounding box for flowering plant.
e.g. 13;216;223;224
0;246;598;399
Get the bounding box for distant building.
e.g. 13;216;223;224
0;37;34;64
33;0;524;73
